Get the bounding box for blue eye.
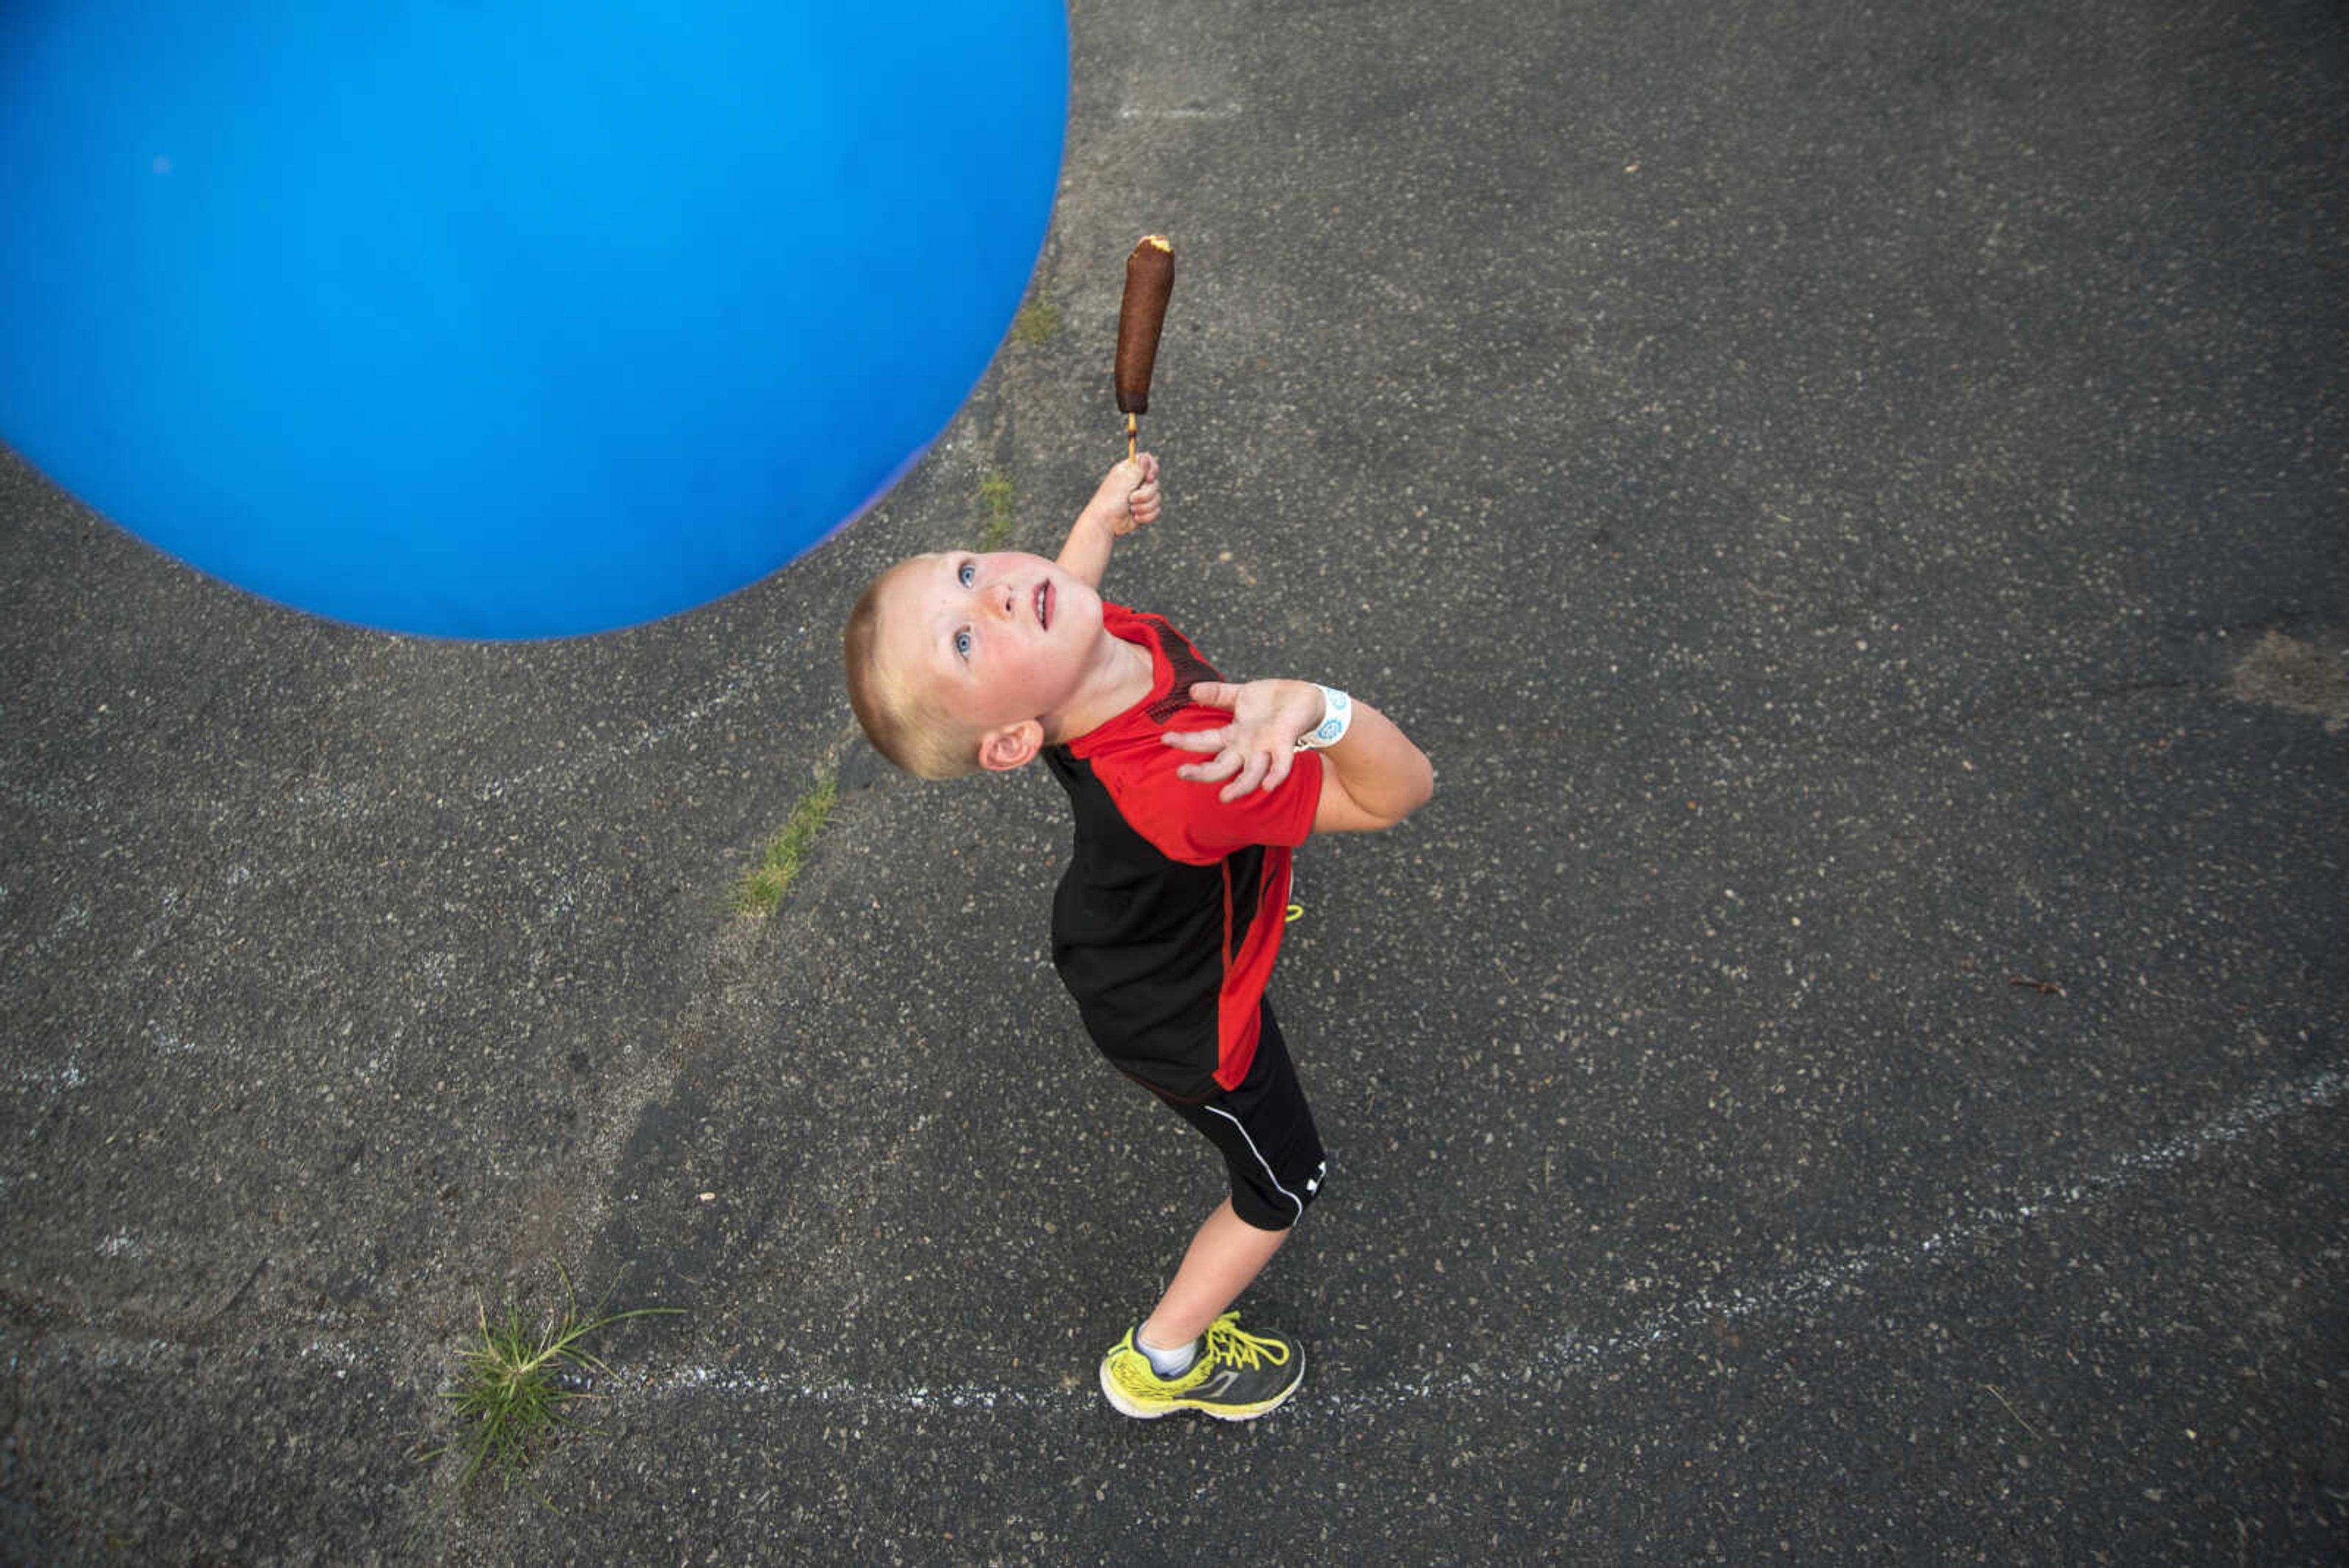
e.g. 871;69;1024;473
954;629;973;658
957;560;976;587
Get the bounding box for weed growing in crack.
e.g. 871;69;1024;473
731;768;837;917
421;1266;681;1495
1009;297;1061;345
977;469;1017;551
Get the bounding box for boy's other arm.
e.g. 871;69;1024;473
1307;695;1437;832
1163;678;1434;833
1055;453;1161;590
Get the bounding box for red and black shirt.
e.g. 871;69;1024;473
1044;603;1321;1101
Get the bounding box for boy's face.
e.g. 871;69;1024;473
877;550;1106;738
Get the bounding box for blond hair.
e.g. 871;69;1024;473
843;557;983;780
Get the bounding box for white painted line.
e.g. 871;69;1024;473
1116;103;1243;121
18;1068;2340;1420
644;1364;1061;1413
631;1065;2348;1418
0;643;814;825
461;652;806;806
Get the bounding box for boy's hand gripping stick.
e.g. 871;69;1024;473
1115;235;1174;461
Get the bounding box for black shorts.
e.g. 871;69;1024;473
1151;1000;1327;1232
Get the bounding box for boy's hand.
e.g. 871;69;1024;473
1090;453;1161;536
1161;678;1326;801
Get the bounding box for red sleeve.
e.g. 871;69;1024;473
1100;708;1324;866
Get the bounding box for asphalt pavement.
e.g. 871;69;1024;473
4;1;2346;1562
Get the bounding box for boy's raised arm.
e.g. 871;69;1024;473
1056;454;1160;590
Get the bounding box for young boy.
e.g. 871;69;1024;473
842;455;1433;1419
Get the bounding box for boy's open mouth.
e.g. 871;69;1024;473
1035;581;1052;630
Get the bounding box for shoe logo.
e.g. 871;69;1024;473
1195;1370;1242;1400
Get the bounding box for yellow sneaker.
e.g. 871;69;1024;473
1097;1312;1305;1421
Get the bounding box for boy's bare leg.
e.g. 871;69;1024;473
1137;1197;1288;1352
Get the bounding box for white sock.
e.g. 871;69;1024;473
1136;1330;1199;1378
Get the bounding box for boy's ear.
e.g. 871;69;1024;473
977;718;1045;773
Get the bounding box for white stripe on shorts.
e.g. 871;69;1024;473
1202;1103;1307;1225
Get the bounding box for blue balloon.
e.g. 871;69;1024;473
0;2;1067;637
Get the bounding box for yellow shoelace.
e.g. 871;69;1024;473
1201;1312;1291;1371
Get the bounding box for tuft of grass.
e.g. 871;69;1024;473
976;469;1017;551
730;768;837;917
1008;298;1061;344
422;1266;680;1493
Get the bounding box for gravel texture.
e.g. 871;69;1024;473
4;1;2345;1562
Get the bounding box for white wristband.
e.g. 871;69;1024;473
1295;685;1354;751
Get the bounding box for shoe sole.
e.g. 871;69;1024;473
1097;1349;1305;1421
